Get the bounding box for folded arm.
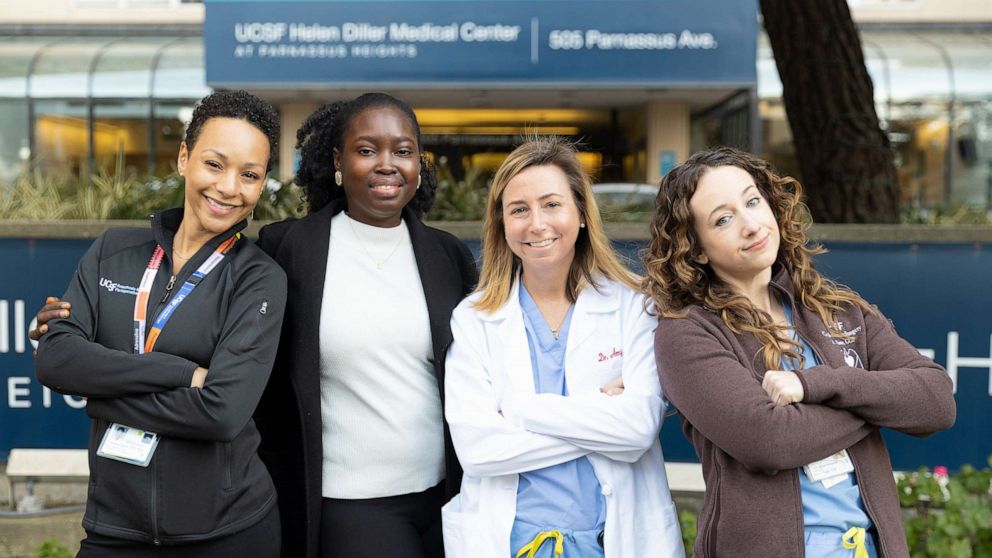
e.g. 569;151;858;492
797;306;956;437
35;234;197;398
85;263;287;442
445;308;590;478
503;295;663;463
656;313;874;472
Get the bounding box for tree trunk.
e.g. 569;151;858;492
760;0;899;223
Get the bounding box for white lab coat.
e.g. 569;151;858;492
443;276;685;558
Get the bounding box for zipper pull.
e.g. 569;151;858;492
160;275;176;303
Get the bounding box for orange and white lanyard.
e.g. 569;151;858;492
132;234;239;354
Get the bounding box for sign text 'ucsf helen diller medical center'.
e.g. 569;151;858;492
204;0;757;87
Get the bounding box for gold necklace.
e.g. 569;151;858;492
172;224;200;261
173;245;197;260
539;301;572;340
346;215;405;270
549;312;570;340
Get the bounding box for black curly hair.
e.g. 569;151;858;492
184;90;280;172
295;92;437;216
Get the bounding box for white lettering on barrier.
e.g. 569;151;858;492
4;377;87;409
0;299;30;354
64;394;86;409
15;300;24;354
0;300;6;353
946;331;992;396
8;377;30;408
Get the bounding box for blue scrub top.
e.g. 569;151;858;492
513;285;607;531
781;299;872;533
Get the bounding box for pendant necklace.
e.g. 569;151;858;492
347;214;404;270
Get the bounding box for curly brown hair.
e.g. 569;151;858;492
641;147;873;371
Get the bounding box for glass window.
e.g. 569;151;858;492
92;38;170;98
0;38;49;98
758;29;992;210
30;40;108;98
93;100;151;176
34;100;89;176
153;101;195;175
0;100;30;183
153;38;209;99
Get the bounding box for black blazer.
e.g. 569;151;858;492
253;198;478;558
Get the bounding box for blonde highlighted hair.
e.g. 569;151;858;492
641;147;874;371
473;136;639;313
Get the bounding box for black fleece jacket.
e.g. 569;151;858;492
36;208;287;545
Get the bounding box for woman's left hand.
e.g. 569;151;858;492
761;370;804;406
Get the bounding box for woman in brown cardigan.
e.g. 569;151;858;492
642;147;955;558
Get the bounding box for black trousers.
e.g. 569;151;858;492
320;481;445;558
76;504;280;558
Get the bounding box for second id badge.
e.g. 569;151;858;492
803;449;855;488
96;423;160;467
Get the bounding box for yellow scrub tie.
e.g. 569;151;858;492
842;527;870;558
515;529;565;558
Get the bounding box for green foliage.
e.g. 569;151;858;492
596;200;654;222
898;457;992;558
426;162;489;221
901;203;992;225
6;153;991;226
0;153;305;221
679;508;698;556
34;539;72;558
0;168;74;220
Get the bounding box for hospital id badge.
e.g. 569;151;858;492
96;423;159;467
803;449;854;488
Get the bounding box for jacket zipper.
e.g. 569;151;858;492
850;450;886;557
149;269;175;545
794;320;882;556
151;452;160;545
159;274;176;304
703;467;720;556
792;470;807;557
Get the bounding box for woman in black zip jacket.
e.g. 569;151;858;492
35;90;287;557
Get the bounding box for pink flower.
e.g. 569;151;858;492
934;466;949;478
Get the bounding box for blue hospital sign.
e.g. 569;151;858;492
203;0;758;87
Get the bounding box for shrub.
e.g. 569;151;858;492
0;154;305;221
35;539;72;558
898;457;992;557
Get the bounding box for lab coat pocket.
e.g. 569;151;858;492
441;497;480;558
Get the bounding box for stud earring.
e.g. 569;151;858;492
580;223;586;228
334;170;343;186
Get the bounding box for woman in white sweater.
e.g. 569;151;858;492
442;137;684;558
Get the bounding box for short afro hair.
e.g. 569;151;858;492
184;90;280;172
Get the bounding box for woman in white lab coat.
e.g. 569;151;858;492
442;137;684;558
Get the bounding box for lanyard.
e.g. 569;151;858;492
132;234;239;354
